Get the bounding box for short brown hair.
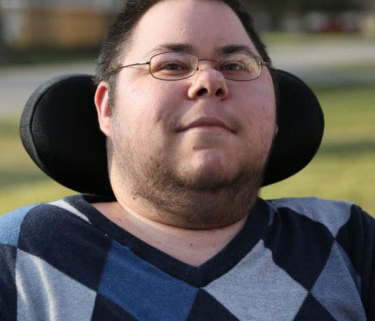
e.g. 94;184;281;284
95;0;271;85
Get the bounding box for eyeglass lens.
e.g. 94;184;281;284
150;52;262;81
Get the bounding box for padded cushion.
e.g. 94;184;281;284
19;70;324;196
263;69;324;185
20;74;112;196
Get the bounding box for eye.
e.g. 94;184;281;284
158;61;189;71
219;61;245;71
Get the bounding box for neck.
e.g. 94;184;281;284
93;199;248;266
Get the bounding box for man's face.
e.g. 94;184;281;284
97;0;277;226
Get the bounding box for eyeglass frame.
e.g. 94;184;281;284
108;51;270;82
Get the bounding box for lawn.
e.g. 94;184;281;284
0;84;374;215
262;85;375;215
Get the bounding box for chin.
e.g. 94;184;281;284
177;163;241;191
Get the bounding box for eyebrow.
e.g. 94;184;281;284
145;43;194;58
144;43;257;59
217;44;257;57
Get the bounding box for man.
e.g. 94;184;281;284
0;0;374;320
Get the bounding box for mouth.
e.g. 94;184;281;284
178;117;236;134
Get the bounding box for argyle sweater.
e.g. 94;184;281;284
0;194;374;321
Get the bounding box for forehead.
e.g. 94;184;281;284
126;0;257;59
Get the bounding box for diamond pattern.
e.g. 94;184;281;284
271;198;352;237
0;244;17;320
264;207;334;291
91;294;137;321
0;195;373;320
311;242;366;320
204;240;308;320
293;294;336;321
15;250;97;320
0;205;35;246
99;240;198;321
17;205;112;290
186;290;238;321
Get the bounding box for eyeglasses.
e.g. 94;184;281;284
109;52;269;81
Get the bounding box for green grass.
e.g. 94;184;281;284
0;118;75;213
262;84;375;215
0;85;374;215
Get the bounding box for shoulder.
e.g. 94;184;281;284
0;196;91;247
266;197;375;304
267;197;372;237
0;204;40;247
265;197;375;315
0;196;111;320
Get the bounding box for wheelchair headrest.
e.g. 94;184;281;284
19;70;324;196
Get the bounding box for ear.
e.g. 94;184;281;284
95;81;112;137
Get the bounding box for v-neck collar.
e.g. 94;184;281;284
66;194;271;288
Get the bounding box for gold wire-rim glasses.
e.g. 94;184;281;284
109;51;270;81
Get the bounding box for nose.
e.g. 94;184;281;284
187;64;229;100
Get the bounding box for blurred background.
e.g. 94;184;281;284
0;0;374;214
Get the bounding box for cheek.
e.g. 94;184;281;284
235;79;276;157
114;79;186;148
123;78;186;122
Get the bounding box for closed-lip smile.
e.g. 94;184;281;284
178;117;235;133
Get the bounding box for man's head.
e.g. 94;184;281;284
94;0;277;229
95;0;271;86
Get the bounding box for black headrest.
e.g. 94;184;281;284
19;70;324;196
